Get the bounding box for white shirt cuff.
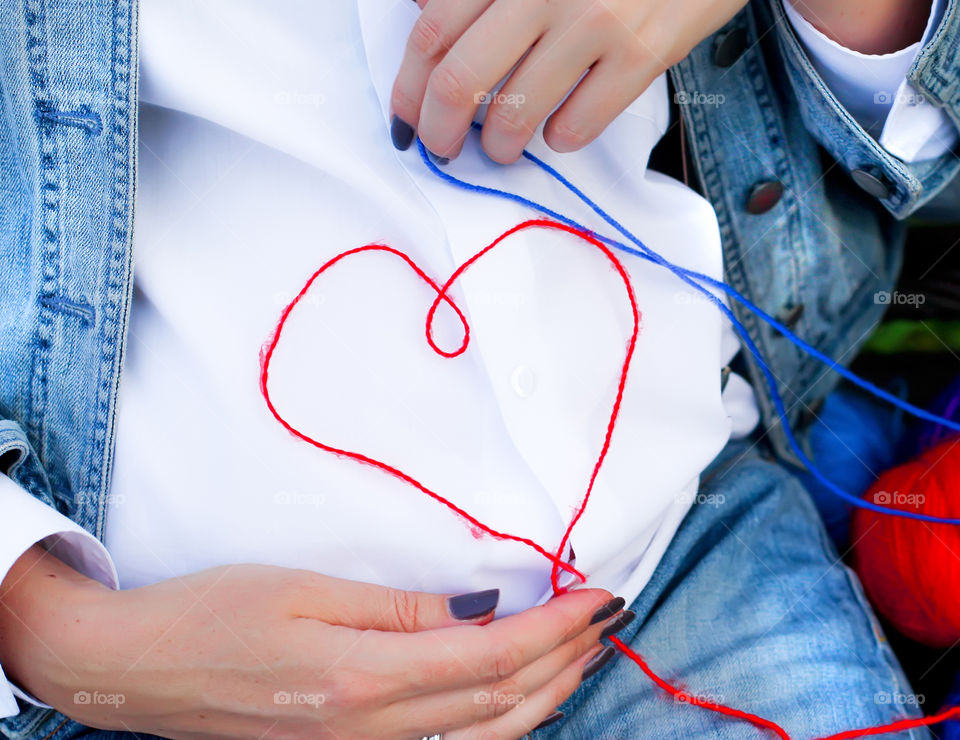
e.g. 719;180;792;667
784;0;958;162
0;473;119;718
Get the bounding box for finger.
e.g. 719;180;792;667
446;644;617;740
543;52;661;154
384;603;631;733
417;0;548;160
390;0;493;149
291;573;502;631
364;588;618;696
478;26;599;164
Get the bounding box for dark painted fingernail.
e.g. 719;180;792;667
390;116;415;151
589;596;625;625
532;710;564;730
426;148;449;166
599;609;635;639
447;588;499;620
582;645;615;681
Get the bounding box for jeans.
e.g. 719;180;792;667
537;439;927;740
50;440;925;740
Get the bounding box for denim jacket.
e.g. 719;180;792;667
1;1;958;737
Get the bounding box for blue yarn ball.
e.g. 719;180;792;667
798;385;905;551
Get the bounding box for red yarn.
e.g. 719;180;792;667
817;706;960;740
260;217;957;739
259;219;635;586
851;438;960;648
609;636;792;739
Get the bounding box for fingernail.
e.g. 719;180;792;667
599;609;635;639
447;588;500;620
581;645;615;681
426;148;449;166
390;116;415;151
589;596;625;625
532;710;564;730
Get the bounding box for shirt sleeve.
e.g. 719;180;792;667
783;0;958;162
0;473;119;718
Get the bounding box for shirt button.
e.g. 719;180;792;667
511;365;536;399
713;27;748;68
851;167;893;200
745;180;784;214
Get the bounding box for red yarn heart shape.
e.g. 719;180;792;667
259;218;639;592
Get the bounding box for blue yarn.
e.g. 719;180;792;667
797;386;904;549
417;126;960;526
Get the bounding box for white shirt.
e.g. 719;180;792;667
1;0;953;717
109;0;742;607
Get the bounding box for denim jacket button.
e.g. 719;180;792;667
776;303;804;330
745;180;784;215
713;27;748;68
851;168;892;200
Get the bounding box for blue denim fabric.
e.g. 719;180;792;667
538;439;928;740
1;0;958;737
670;0;958;469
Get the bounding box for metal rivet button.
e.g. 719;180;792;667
777;303;805;330
851;168;892;200
746;180;784;215
714;27;748;67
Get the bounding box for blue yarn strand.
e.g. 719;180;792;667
416;129;960;526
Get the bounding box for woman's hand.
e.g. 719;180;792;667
1;546;627;739
390;0;749;164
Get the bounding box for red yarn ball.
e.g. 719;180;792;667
850;438;960;648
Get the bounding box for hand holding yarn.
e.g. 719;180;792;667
390;0;748;163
